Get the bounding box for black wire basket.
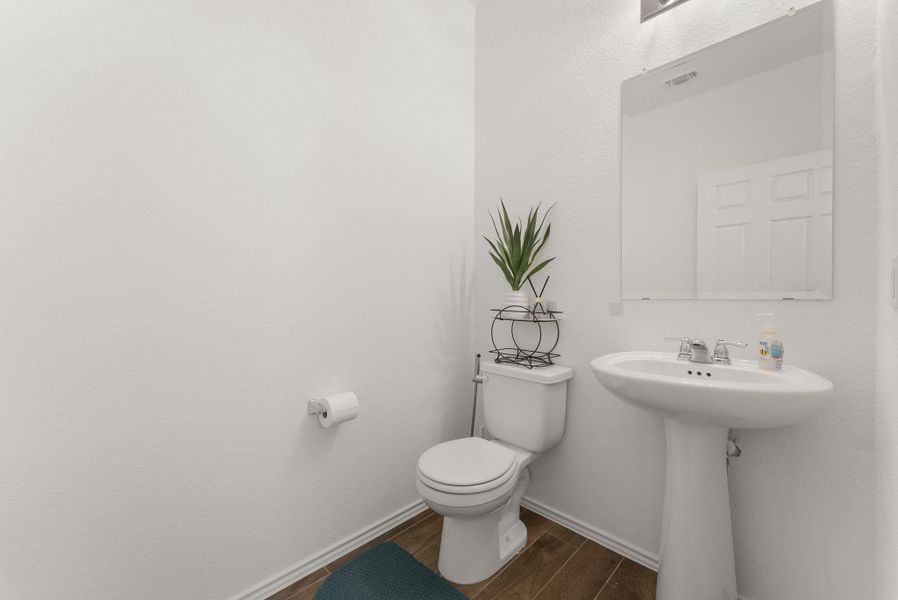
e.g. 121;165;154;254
489;305;561;369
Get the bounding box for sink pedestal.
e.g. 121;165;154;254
658;418;737;600
591;351;833;600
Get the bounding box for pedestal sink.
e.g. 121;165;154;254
590;351;833;600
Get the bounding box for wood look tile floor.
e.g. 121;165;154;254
266;509;656;600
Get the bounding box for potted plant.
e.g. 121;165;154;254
483;200;555;317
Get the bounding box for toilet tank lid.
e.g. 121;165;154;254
480;361;573;384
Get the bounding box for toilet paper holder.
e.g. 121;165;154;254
307;399;327;417
307;391;359;428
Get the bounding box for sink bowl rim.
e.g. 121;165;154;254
590;350;833;395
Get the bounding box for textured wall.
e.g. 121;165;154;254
474;1;876;599
0;2;474;599
875;0;898;596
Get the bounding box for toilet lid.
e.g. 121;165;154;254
418;438;516;487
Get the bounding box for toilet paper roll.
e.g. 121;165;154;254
317;391;359;428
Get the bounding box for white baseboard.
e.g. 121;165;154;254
228;499;428;600
521;496;660;571
522;498;760;600
229;496;757;600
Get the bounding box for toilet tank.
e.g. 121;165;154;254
480;362;573;452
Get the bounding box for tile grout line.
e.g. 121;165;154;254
469;530;538;600
590;557;625;600
329;512;432;567
469;558;512;599
386;512;436;543
279;512;433;599
282;510;641;600
285;569;330;600
529;534;587;600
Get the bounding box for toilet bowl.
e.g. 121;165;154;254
415;362;573;585
416;437;535;584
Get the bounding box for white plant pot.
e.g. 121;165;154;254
501;290;530;320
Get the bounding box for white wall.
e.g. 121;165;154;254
875;0;898;596
623;52;834;297
474;1;875;599
0;2;474;599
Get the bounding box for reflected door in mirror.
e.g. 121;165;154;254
696;150;833;299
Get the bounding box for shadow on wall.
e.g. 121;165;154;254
432;258;474;442
290;256;472;462
293;407;339;460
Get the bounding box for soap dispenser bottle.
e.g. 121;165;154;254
758;322;784;370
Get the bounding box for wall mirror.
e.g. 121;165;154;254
621;1;834;300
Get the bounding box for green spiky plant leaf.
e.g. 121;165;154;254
483;199;555;291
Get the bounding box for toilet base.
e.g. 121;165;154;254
436;466;532;585
499;518;527;561
437;509;526;584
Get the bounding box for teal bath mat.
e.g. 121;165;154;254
314;542;468;600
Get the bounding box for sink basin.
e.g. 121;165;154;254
590;351;833;429
591;351;833;600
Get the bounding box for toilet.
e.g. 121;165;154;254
415;361;573;584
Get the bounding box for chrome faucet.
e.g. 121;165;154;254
712;340;748;365
664;337;692;360
666;337;746;364
688;339;713;364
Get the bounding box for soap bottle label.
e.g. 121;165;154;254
758;339;784;370
770;340;784;369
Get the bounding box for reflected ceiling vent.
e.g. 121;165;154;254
664;71;698;87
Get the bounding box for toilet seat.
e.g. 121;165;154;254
417;438;517;494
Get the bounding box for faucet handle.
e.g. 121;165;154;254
665;337;692;359
713;339;748;363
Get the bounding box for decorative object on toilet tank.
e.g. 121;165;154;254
489;305;560;368
527;275;552;319
483;199;555;316
489;275;562;369
641;0;691;22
